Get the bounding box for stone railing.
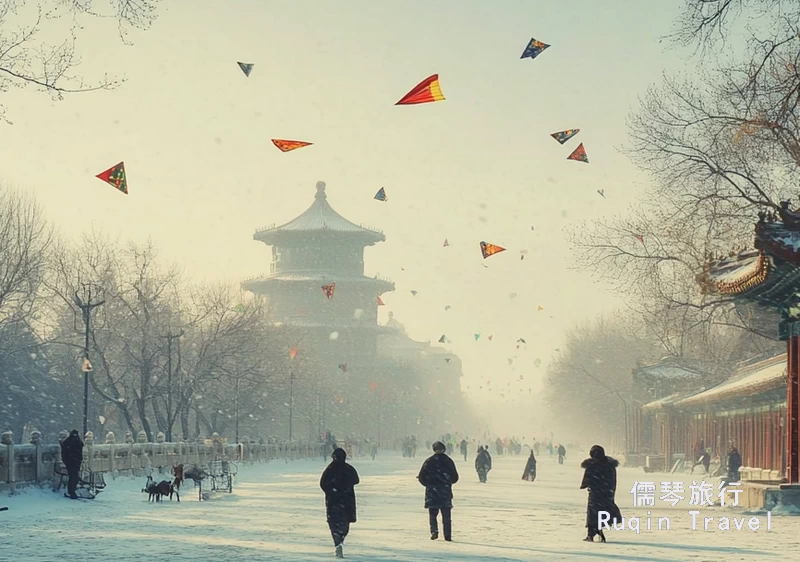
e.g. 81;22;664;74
0;429;325;495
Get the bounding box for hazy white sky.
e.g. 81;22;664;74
0;0;689;430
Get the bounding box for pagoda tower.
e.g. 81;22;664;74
242;181;394;368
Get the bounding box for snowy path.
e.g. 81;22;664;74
3;452;797;561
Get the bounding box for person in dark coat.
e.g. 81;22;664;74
417;441;459;541
557;443;566;465
320;448;360;558
475;445;492;483
460;438;468;461
727;446;742;482
580;444;622;542
522;449;537;482
60;429;84;499
691;450;711;474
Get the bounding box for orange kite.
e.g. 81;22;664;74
480;241;506;259
395;74;445;105
272;139;313;152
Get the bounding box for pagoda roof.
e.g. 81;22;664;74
254;181;385;244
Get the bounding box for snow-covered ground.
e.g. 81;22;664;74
3;451;797;561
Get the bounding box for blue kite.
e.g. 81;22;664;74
521;38;550;60
374;187;387;202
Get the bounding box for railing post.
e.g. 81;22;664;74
105;432;116;474
84;431;94;473
2;431;15;495
30;430;42;484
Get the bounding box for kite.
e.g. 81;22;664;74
521;38;550;60
567;143;589;163
474;334;481;341
96;162;128;194
537;306;544;311
289;348;298;360
322;283;335;299
374;187;388;201
377;295;385;306
597;189;605;198
395;74;445;105
272;139;313;152
411;290;418;296
520;249;528;261
338;363;348;372
237;62;254;77
231;303;246;313
438;335;447;343
480;241;506;259
443;239;450;247
518;338;527;344
445;358;451;364
550;129;580;144
444;305;451;311
635;234;644;243
488;335;493;341
509;293;517;300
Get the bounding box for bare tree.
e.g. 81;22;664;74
0;184;52;341
0;0;160;122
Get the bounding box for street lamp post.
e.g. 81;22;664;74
73;284;105;437
234;375;240;445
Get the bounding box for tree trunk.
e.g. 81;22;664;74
135;396;153;441
152;397;167;434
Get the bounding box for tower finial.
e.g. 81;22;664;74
315;181;327;199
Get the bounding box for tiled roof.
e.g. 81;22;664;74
675;354;786;408
254;182;385;243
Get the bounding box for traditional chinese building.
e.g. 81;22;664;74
695;202;800;487
242;181;394;370
242;181;469;440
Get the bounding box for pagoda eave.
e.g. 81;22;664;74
254;228;385;246
242;274;394;295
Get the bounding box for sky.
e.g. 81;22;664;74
0;0;691;433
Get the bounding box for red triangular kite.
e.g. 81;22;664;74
567;143;589;163
377;295;385;306
96;162;128;194
322;283;335;299
395;74;445;106
289;348;298;360
272;139;312;152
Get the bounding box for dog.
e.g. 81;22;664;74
142;475;180;502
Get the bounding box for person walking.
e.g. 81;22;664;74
320;448;360;558
460;438;468;461
475;445;492;483
521;449;537;482
580;444;622;543
60;429;84;499
557;443;566;465
417;441;459;541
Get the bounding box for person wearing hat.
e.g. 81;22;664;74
320;447;360;558
417;441;459;541
60;429;84;499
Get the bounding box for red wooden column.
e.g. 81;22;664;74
788;335;800;483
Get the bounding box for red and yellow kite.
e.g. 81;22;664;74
395;74;445;105
272;139;313;152
480;241;506;259
289;348;298;360
322;283;335;299
96;162;128;194
567;143;589;163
